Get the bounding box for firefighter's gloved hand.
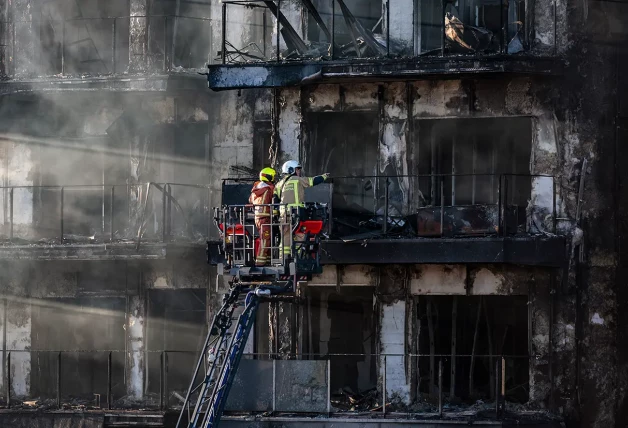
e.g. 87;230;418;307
322;173;331;181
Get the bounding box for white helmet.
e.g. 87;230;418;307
281;160;302;175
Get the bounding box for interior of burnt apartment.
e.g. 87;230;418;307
224;0;528;62
305;115;534;239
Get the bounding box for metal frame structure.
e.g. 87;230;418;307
217;0;553;65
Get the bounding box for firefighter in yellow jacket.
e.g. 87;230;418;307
274;160;329;259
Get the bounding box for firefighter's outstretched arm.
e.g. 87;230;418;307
308;173;330;186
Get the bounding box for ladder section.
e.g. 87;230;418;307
176;285;272;428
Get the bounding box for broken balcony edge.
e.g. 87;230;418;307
207;55;564;90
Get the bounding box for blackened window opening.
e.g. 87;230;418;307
417;296;530;404
415;117;532;207
306;287;377;400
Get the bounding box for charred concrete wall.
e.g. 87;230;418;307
207;0;625;422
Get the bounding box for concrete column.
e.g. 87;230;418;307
129;0;149;72
13;0;37;76
381;83;410;215
126;295;145;400
0;299;31;399
269;302;293;358
380;300;410;404
529;281;551;406
278;88;301;165
383;0;414;54
378;265;411;405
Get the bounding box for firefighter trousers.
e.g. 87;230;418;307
280;215;305;260
255;217;272;266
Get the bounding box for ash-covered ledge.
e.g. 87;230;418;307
0;72;207;96
207;236;566;268
206;56;563;90
0;242;205;261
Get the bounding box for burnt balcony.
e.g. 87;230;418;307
0;12;212;93
0;183;211;260
207;0;561;90
212;173;566;267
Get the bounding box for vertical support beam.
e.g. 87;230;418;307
451;137;456;206
57;352;61;408
110;187;115;242
5;352;9;408
472;137;477;205
449;296;457;399
11;18;16;76
273;359;277;413
111;18;117;74
501;356;505;405
126;294;145;401
500;0;505;53
325;359;330;416
1;298;6;401
330;0;335;59
60;187;64;242
164;17;169;71
484;301;495;398
549;275;555;409
552;177;557;233
221;3;227;64
162;185;167;242
160;351;164;410
164;352;169;409
491;144;496;203
430;133;436;204
172;0;181;68
502;177;509;236
9;188;13;242
383;178;389;234
129;0;149;71
276;0;281;61
438;359;443;417
427;299;435;398
469;297;482;395
107;352;112;410
386;0;391;57
61;20;66;74
441;0;446;56
440;178;444;236
382;355;387;416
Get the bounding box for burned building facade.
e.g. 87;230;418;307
0;0;626;427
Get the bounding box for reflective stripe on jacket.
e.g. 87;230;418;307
274;176;314;208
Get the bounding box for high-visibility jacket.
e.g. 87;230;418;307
274;175;316;209
249;181;275;217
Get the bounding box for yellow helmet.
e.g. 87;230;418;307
259;167;277;183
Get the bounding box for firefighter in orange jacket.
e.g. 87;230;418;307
249;167;277;266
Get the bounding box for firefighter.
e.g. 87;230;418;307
274;160;329;259
249;167;277;266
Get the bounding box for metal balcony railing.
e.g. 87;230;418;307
2;349;530;417
222;173;558;240
218;0;557;65
329;173;557;239
0;183;212;247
